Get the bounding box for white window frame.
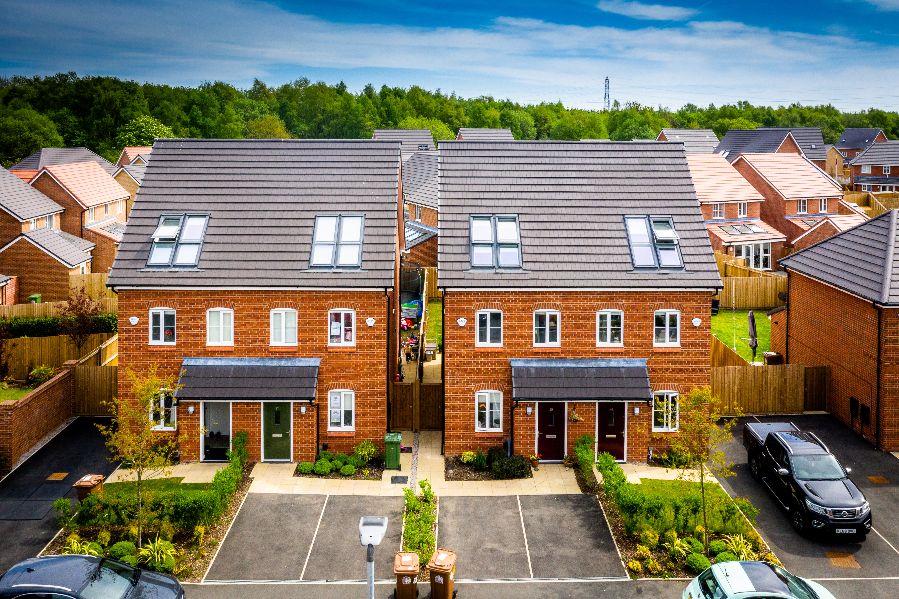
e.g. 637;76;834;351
87;207;95;223
47;213;55;229
861;184;871;192
149;308;176;346
328;309;356;347
596;310;624;347
327;389;355;431
736;242;772;271
270;308;298;346
652;391;679;432
737;202;748;218
475;309;503;347
79;262;87;275
151;389;177;431
206;308;234;346
104;203;110;216
533;310;561;347
653;309;681;347
861;165;872;174
884;166;891;175
796;198;808;214
819;198;828;213
475;390;502;432
711;203;724;219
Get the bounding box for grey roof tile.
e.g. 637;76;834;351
403;151;438;209
120;163;147;184
716;128;826;162
511;358;651;400
11;148;117;175
0;167;64;221
107;139;401;289
836;128;886;150
849;141;899;166
372;129;435;153
17;228;94;267
659;129;719;154
438;141;721;289
456;128;515;141
176;357;320;401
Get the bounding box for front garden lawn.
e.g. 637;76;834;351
103;477;212;495
0;385;34;402
711;309;770;362
426;299;442;347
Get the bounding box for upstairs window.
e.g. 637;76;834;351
597;310;624;346
270;308;298;346
711;203;724;219
625;216;683;269
654;310;680;347
819;198;828;213
328;309;356;346
737;202;748;218
310;215;364;268
884;166;891;175
147;214;209;267
533;310;560;347
797;199;808;214
476;310;503;347
88;207;96;223
206;308;234;346
470;215;521;268
861;165;872;174
149;308;175;345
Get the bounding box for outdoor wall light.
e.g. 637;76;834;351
526;405;533;416
187;405;195;415
300;405;307;414
128;316;139;326
691;317;702;327
457;317;467;327
633;406;640;415
366;317;376;327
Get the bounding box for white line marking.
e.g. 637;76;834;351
517;495;534;579
194;575;633;586
299;494;329;581
872;527;899;557
597;494;629;579
38;525;66;556
812;576;899;581
202;486;250;583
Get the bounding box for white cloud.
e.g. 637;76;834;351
863;0;899;9
597;0;697;21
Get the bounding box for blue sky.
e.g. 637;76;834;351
2;0;899;110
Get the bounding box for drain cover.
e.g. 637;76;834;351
46;472;68;481
868;475;889;485
391;476;408;485
826;551;861;569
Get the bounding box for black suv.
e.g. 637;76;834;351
744;422;871;539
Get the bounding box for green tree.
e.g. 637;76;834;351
246;114;292;139
115;115;174;147
0;106;64;166
58;288;102;355
500;109;536;140
397;115;454;140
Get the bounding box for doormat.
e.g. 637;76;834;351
391;476;408;485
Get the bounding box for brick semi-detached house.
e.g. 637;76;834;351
716;127;827;169
776;210;899;451
9;147;117;183
848;140;899;193
438;141;721;463
107;139;402;464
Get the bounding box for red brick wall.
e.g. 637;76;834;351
81;229;118;273
30;173;84;237
700;201;762;221
0;276;18;305
405;204;438;228
878;309;899;451
116;289;391;462
851;163;899;191
792;222;838;252
0;239;85;302
443;290;713;461
777;136;802;155
406;236;437;268
0;212;23;247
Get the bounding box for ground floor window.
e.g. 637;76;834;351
652;391;679;432
151;390;176;430
328;390;355;431
475;390;502;432
736;242;771;270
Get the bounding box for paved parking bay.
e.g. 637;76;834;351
718;414;899;580
437;494;626;580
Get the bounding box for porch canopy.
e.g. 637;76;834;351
510;358;651;401
175;357;320;401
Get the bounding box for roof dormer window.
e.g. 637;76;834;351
310;215;364;268
147;214;209;267
470;215;521;269
625;216;684;269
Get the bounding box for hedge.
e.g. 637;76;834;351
0;313;117;339
573;434;596;488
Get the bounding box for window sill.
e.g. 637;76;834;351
474;429;503;434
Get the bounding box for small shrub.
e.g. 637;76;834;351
96;530;111;548
486;446;506;467
353;440;378;464
638;528;660;550
663;537;690;562
313;459;332;476
662;529;678;546
53;497;72;528
684;537;704;554
460;450;477;464
470;451;487;471
627;559;643;574
644;558;663;575
27;365;56;386
109;541;137;561
654;447;691;468
724;534;757;561
708;539;728;556
347;455;365;469
63;534;100;556
714;551;738;563
573;434;596;488
491;455;531;479
759;551;782;567
634;544;652;560
297;462;315;474
330;454;346;469
340;464;356;477
121;555;139;566
139;537;176;573
685;553;711;574
193;525;206;547
318;450;334;462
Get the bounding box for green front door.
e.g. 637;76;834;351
263;402;291;461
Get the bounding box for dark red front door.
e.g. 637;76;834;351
537;403;565;461
596;403;625;461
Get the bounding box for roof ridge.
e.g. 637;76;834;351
882;210;898;303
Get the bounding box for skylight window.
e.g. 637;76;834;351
310;215;364;268
625;216;684;269
470;215;521;269
147;215;209;267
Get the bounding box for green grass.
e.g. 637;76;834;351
104;477;212;495
638;478;732;503
0;386;34;402
711;309;770;362
426;299;442;347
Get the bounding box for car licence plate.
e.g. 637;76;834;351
836;528;856;534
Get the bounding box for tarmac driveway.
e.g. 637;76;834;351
0;417;115;572
718;414;899;580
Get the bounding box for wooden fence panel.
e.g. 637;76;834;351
711;336;747;367
716;277;787;309
422;267;441;299
391;383;414;430
74;365;117;416
420;384;444;430
0;297;117;318
4;333;113;380
803;366;828;412
712;364;809;415
70;273;115;299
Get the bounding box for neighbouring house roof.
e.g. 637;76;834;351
0;167;64;221
5;228;95;268
116;146;153;166
455;128;515;141
734;153;842;199
849;140;899;166
37;162;130;209
706;219;786;245
10;170;37;182
686;154;764;204
372;129;435;153
11;148;117;175
438;140;721;290
107;139;401;289
658;129;719;154
716;128;826;162
85;218;126;242
175;357;321;401
405;221;438;250
836;128;885;151
0;274;8;286
780;209;899;305
792;214;868;246
510;358;651;401
403;151;438;209
116;163;147;185
855;176;899;185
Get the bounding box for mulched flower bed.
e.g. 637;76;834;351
444;456;493;481
294;464;384;481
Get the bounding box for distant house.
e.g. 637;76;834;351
657;129;719;154
372;129;435;157
404;221;437;268
777;210;899;451
0;167;65;247
835;128;887;160
826;145;849;183
113;163;146;217
0;228;93;302
455;128;514;141
791;214;868;252
716;128;827;169
687;154;785;269
30;161;129;272
732;153;844;243
9;147;117;182
402;151;438;228
848;140;899;193
115;146;153;167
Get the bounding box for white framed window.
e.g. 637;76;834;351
149;308;176;345
652;391;679;432
624;216;683;268
861;165;872;174
711;203;724;219
28;218;37;230
328;309;356;346
206;308;234;346
819;198;828;213
88;207;95;223
147;214;209;267
310;215;364;268
328;389;355;431
47;213;55;229
104;203;110;216
79;262;87;275
475;390;502;432
475;310;503;347
653;310;680;347
796;198;808;214
270;308;298;346
596;310;624;346
117;200;123;214
415;204;422;222
861;184;872;192
737;202;748;218
151;390;177;431
736;242;772;270
533;310;560;347
470;215;522;268
884;166;891;175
